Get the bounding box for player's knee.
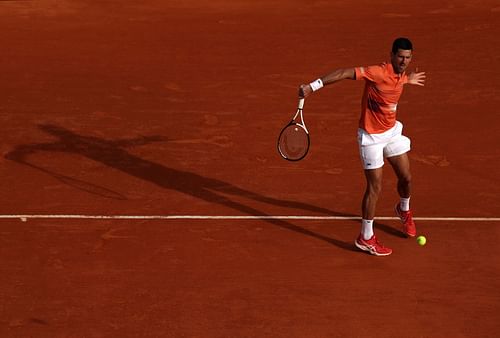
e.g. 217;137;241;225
367;181;383;196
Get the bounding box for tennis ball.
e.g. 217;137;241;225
416;235;426;246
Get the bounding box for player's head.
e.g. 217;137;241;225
391;37;413;74
392;37;412;54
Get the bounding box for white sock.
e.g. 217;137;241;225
361;219;374;240
400;197;410;212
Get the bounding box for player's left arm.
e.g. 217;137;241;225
407;70;426;86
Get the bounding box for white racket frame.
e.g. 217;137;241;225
293;98;308;134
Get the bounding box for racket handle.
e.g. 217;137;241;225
298;98;304;110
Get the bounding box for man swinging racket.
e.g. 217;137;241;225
299;37;426;256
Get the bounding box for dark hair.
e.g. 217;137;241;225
392;37;413;54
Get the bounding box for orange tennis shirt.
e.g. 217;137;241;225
355;62;408;134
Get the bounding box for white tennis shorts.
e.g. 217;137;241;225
357;121;411;170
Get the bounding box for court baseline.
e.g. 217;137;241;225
1;215;499;222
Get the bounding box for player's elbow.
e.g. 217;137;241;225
343;68;355;80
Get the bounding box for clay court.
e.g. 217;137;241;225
1;1;500;337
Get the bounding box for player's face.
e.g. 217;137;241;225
391;49;412;74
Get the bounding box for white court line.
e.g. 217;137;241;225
0;215;499;221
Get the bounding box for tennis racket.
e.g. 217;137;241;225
277;98;310;161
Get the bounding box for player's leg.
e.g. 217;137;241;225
362;168;384;221
387;151;417;237
382;122;416;236
386;152;411;199
355;168;392;256
359;143;384;241
355;138;392;256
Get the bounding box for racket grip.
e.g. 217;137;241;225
298;98;304;110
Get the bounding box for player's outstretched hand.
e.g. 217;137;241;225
298;84;313;98
408;70;426;86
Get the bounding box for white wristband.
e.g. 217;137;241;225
309;78;324;92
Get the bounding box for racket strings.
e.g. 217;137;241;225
278;124;309;160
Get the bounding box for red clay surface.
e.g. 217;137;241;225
1;1;500;337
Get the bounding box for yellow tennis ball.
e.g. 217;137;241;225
416;235;426;246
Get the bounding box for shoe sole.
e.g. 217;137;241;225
354;240;392;256
405;231;416;238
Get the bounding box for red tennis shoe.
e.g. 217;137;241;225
355;234;393;256
395;204;417;237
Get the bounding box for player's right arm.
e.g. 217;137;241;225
299;68;355;98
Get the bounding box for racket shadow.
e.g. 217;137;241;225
5;123;357;252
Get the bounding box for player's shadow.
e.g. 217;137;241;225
5;124;370;251
375;221;406;239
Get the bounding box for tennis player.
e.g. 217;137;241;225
299;37;426;256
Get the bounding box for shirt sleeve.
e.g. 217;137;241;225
355;64;385;83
